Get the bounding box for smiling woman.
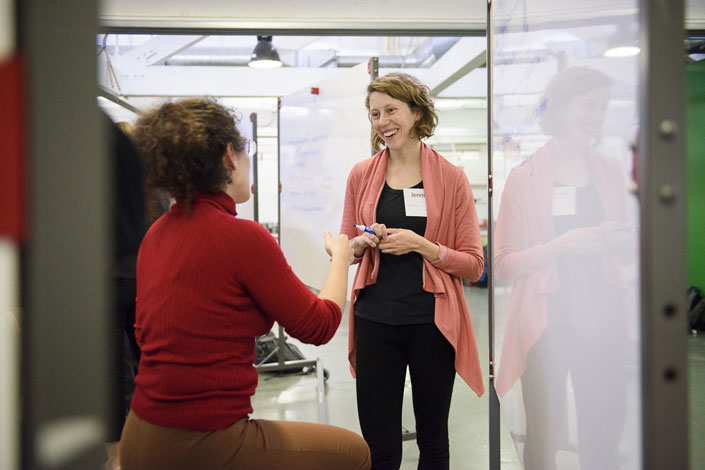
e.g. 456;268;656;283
339;72;485;469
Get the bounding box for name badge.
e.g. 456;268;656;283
403;188;427;217
552;186;576;216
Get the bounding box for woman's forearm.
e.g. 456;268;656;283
416;236;440;262
318;256;349;312
351;236;368;258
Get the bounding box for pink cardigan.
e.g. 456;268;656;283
340;142;485;396
493;140;630;397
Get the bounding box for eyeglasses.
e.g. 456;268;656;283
247;140;257;158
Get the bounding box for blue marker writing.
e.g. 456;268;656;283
353;224;390;236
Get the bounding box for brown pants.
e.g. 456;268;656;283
120;411;371;470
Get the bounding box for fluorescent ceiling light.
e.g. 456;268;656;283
604;46;640;57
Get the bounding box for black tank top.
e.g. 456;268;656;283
354;180;436;325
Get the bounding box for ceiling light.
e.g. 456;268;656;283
604;46;640;58
604;25;640;58
248;35;282;69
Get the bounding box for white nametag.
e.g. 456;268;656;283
552;186;576;216
403;188;427;217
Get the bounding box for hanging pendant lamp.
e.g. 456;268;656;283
248;35;282;69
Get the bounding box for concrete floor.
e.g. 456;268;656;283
251;286;705;469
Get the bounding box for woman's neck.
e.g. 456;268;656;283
551;137;591;186
551;135;590;161
385;140;423;189
387;139;422;166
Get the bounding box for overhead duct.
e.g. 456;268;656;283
305;37;460;68
164;46;253;66
165;55;251;66
160;37;461;68
335;55;418;68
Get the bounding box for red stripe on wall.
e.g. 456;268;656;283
0;55;26;242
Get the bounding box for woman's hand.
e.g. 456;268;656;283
324;232;354;265
378;228;440;261
350;223;388;257
542;227;605;257
599;222;631;248
600;222;636;264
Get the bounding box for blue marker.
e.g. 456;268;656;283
353;224;375;234
354;224;390;236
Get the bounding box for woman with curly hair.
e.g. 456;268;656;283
119;98;370;470
338;73;485;469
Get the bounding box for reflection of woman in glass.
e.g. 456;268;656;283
494;66;633;469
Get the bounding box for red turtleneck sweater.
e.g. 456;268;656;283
130;192;341;431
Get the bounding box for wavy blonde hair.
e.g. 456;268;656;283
366;72;438;151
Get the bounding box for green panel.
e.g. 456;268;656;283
687;60;705;291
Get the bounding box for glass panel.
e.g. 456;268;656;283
490;1;642;468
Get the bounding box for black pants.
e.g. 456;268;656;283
520;295;627;470
107;277;141;442
355;316;456;470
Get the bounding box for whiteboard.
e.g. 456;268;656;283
234;109;255;221
280;62;370;290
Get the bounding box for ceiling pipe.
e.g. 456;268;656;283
159;37;461;68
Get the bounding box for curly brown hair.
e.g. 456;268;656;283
365;72;438;152
133;98;246;210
